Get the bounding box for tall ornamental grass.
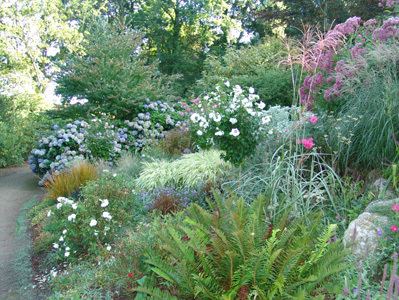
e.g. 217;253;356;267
223;146;343;223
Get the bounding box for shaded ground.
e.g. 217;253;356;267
0;165;45;300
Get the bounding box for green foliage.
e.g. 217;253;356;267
325;54;399;170
224;145;343;223
188;83;271;165
157;126;195;156
136;149;232;190
46;211;187;299
0;0;85;117
194;38;293;107
257;0;384;37
31;172;145;263
139;192;349;299
121;0;248;94
113;152;143;179
0;115;44;167
55;20;179;120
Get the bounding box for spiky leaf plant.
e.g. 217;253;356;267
43;159;99;202
137;191;350;299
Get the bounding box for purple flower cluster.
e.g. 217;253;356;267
299;15;399;109
373;17;399;41
379;0;399;7
139;186;199;211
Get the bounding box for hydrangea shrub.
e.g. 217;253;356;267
29;100;184;177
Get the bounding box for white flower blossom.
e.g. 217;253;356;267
59;236;64;242
102;212;112;220
72;203;78;210
190;113;201;123
224;80;230;87
56;203;62;210
199;118;209;128
257;101;266;110
65;252;70;257
53;243;59;249
268;129;274;134
89;219;97;227
262;115;271;124
229;118;238;124
106;245;112;251
249;87;255;94
215;131;224;136
62;229;67;235
213;113;222;122
197;130;203;136
68;214;76;222
229;128;240;137
100;199;109;208
47;210;52;217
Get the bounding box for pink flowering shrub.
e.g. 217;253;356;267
298;13;399;111
379;0;399;7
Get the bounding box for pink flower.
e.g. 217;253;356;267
392;205;399;211
302;137;314;150
186;108;191;112
180;112;184;116
392;225;398;232
309;116;318;124
335;215;339;220
212;105;218;109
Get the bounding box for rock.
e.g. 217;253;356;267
343;212;390;259
373;178;397;200
366;198;399;214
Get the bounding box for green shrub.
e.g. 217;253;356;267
193;38;293;108
137;192;350;299
0;116;39;167
31;172;145;263
114;152;143;179
326;70;399;170
187;83;271;165
47;212;187;299
157;125;195;156
56;20;179;120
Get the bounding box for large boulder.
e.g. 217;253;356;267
343;212;390;259
343;176;398;259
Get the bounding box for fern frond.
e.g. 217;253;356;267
131;286;180;300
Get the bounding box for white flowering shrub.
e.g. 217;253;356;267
186;82;272;165
43;173;143;261
29;100;184;178
46;196;115;261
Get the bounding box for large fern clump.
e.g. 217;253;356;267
135;192;350;299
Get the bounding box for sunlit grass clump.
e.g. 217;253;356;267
136;149;232;190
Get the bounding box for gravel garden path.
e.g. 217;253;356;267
0;165;44;300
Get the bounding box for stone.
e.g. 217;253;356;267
372;178;397;200
343;212;390;259
366;198;399;214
